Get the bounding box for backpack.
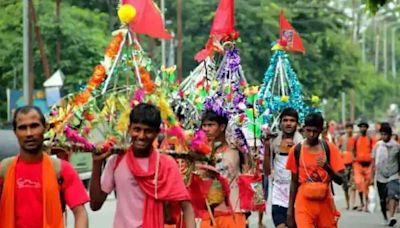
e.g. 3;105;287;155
0;156;66;212
294;140;335;195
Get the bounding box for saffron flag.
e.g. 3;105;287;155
279;10;305;53
123;0;172;39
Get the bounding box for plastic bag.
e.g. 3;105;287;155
368;185;377;213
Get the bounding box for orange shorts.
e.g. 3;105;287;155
353;162;372;194
295;186;337;228
200;213;246;228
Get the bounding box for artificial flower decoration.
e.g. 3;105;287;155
139;67;156;94
72;90;91;106
105;33;124;58
87;65;106;91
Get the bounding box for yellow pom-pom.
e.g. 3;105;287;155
118;4;137;24
281;95;289;103
311;95;320;104
271;43;284;51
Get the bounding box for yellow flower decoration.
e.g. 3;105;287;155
161;65;177;74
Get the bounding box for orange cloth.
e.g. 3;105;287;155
354;136;374;162
295;186;337;228
286;142;345;183
200;212;246;228
286;142;344;228
338;136;355;165
353;162;372;194
0;153;64;228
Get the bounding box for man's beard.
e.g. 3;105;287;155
22;145;43;154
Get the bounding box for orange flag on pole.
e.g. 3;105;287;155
279;10;305;53
123;0;172;39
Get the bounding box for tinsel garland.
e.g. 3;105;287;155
256;50;319;126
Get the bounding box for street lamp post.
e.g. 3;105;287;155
23;0;33;105
160;0;166;67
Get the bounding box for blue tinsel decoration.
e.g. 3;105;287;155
256;50;320;125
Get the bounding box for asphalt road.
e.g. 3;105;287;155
67;184;397;227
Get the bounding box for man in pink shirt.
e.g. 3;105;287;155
90;103;195;228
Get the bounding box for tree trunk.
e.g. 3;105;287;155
56;0;61;66
29;0;51;79
177;0;183;80
147;38;155;59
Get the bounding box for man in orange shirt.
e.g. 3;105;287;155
338;123;356;210
286;113;345;228
353;121;375;211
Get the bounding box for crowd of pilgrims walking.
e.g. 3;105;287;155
0;104;399;228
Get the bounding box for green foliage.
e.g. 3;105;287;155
0;0;398;123
365;0;392;14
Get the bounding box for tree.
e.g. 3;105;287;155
0;0;109;120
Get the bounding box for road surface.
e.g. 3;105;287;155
67;184;396;227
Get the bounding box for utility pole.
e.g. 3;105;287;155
23;0;33;105
350;0;358;123
374;18;380;73
350;90;355;123
168;32;175;67
384;21;388;79
352;0;357;42
392;26;400;79
361;32;366;62
176;0;183;80
160;0;166;67
341;92;346;125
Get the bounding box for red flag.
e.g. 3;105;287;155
123;0;172;39
279;10;305;53
210;0;236;36
194;0;238;62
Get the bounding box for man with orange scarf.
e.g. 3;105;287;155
90;103;195;228
0;106;89;228
286;113;345;228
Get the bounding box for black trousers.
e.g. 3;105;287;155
377;181;388;220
